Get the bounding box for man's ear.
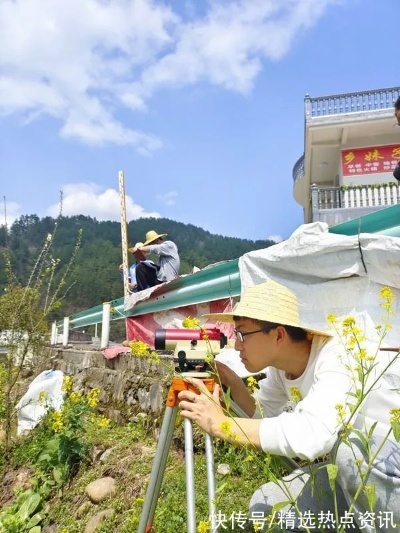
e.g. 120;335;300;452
274;325;287;344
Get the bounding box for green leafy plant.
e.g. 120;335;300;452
0;488;44;533
33;379;110;492
0;377;111;532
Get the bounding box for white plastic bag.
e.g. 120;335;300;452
15;369;65;435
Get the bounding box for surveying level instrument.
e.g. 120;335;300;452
154;328;227;375
137;375;217;533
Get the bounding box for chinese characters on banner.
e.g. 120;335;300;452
341;144;400;177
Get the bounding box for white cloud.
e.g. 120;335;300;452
47;183;160;221
0;0;343;150
156;190;178;207
267;234;283;243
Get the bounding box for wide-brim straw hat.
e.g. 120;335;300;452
143;230;168;246
203;279;332;338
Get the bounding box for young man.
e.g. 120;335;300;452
129;230;180;291
178;280;400;531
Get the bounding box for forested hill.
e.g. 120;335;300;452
0;214;276;317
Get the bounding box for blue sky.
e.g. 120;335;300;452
0;0;398;242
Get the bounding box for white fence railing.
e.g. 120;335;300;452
314;184;400;210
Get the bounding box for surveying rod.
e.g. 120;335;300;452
118;170;131;298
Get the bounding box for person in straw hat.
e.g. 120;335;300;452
128;230;180;291
178;279;359;528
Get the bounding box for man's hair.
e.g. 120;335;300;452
234;317;308;341
394;96;400;110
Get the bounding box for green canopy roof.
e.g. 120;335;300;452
65;205;400;329
68;259;240;329
329;204;400;237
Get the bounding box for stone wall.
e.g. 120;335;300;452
52;346;174;420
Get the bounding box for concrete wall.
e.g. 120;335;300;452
52;346;174;420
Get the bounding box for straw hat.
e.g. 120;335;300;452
143;230;167;246
129;241;145;253
203;279;332;338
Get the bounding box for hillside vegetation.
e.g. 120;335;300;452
0;215;275;320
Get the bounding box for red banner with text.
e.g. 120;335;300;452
341;144;400;177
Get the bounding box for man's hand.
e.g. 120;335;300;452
178;377;225;437
212;361;243;388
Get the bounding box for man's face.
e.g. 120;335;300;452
394;106;400;125
233;318;276;373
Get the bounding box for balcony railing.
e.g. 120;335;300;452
292;155;305;184
313;183;400;210
309;183;400;224
305;87;400;118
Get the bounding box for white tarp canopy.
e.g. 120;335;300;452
238;222;400;347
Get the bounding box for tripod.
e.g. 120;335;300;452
136;375;301;533
137;376;217;533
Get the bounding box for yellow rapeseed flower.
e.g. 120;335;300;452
335;403;347;425
87;388;100;408
380;286;394;301
197;521;210;533
342;317;356;328
130;340;151;357
97;416;111;428
51;411;64;432
246;376;259;393
62;375;73;393
182;316;200;329
69;391;83;403
204;352;214;364
358;348;367;361
147;350;161;363
220;420;232;436
380;286;395;314
219;420;239;442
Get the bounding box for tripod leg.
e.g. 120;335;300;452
204;433;217;532
184;418;197;533
137;406;178;533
